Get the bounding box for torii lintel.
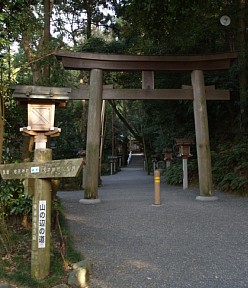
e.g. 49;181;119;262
55;50;238;71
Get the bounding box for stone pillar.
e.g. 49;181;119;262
84;69;103;200
191;70;217;201
31;148;52;279
182;158;188;190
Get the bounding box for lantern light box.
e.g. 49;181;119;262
175;138;193;158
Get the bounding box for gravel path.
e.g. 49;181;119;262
58;168;248;288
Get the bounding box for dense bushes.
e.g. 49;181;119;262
0;179;32;224
212;141;248;195
163;158;198;186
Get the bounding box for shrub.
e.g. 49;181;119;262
0;179;32;221
163;158;198;186
212;142;248;195
164;161;183;185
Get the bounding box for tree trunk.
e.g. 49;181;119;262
142;125;151;175
111;106;115;155
0;94;3;164
239;0;247;132
20;0;53;163
86;1;93;39
108;100;143;144
43;0;51;84
0;56;3;163
99;100;106;176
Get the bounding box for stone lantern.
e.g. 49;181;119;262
163;148;173;168
9;85;82;280
175;138;192;159
12;85;70;148
175;138;193;189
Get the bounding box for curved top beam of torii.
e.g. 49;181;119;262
55;50;238;71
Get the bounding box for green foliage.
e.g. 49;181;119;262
212;141;248;194
0;200;82;287
164;158;198;186
0;216;14;257
0;180;23;214
0;179;32;218
56;201;82;262
101;162;110;175
79;35;127;54
54;100;86;159
164;161;183;185
10;194;32;216
122;0;240;54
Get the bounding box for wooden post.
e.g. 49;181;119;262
110;161;113;175
191;70;217;200
84;69;103;199
99;100;106;177
182;158;188;190
166;161;171;169
153;161;156;172
31;147;52;280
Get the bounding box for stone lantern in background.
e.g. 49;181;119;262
163;148;173;168
175;138;193;189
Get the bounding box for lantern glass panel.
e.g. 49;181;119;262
28;103;55;131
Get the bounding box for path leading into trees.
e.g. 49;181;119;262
58;167;248;288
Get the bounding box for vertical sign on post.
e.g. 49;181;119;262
31;147;52;280
38;200;46;248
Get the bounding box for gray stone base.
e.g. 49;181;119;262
79;198;101;204
196;195;218;201
68;259;92;288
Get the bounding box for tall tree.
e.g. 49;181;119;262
53;0;113;45
0;55;4;163
43;0;51;84
238;0;248;131
21;1;55;84
0;3;16;163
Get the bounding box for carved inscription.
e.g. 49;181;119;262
0;158;84;179
32;202;38;241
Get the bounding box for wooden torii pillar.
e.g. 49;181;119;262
191;71;216;200
56;51;237;201
83;69;103;201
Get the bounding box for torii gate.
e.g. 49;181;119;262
55;51;237;201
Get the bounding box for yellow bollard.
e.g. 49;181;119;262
154;169;161;205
